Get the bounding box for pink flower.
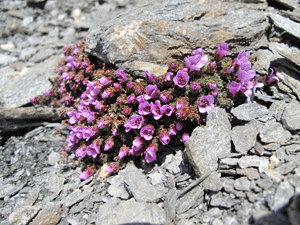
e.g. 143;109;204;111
190;82;200;93
237;69;256;82
185;54;208;72
182;133;190;143
86;143;100;158
215;43;229;60
138;101;152;115
228;81;242;97
132;136;144;152
159;131;170;145
164;72;174;84
118;145;130;159
193;48;203;56
127;94;136;103
240;81;254;97
124;114;144;132
169;124;177;136
209;82;217;90
136;95;146;103
161;104;174;116
140;125;155;141
116;69;129;82
174;68;189;88
81;61;88;68
266;68;280;84
212;91;219;97
145;84;158;100
198;95;215;114
176;121;183;131
99;77;112;86
145;71;154;83
104;137;114;151
222;66;234;74
234;50;251;71
75;146;87;158
105;162;120;174
79;170;91;180
151;100;164;120
144;144;157;163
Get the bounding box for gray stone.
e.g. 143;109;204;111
252;49;276;75
231;103;269;121
280;8;300;23
0;55;60;108
29;48;57;63
107;173;130;200
9;205;41;225
269;13;300;40
234;177;251;191
62;187;93;207
252;210;290;225
285;144;300;153
95;199;168;225
238;155;269;173
121;163;163;202
0;53;18;66
263;169;284;182
236;168;260;180
30;205;62;225
272;0;299;10
185;108;231;176
202;171;223;192
269;100;288;122
86;0;269;76
231;122;260;154
206;107;231;130
209;192;239;208
176;185;203;214
274;160;300;175
281;99;300;131
271;180;294;211
287;194;300;225
259;119;292;144
19;48;38;61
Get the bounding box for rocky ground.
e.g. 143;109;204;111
1;0;300;225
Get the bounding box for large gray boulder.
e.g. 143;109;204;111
85;0;269;76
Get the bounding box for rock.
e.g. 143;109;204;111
209;192;239;208
259;119;292;144
285;144;300;153
231;103;269;121
274;160;300;175
263;169;284;182
202;171;223;192
280;8;300;23
9;205;41;225
269;100;288;122
238;155;269;173
107;174;130;200
121;163;163;202
0;53;18;66
252;210;290;225
236;168;260;180
185;108;231;176
231;122;260;154
30;205;62;225
29;48;57;63
281;99;300;131
62;187;93;207
271;180;294;211
234;177;251;191
95;199;168;225
252;49;276;75
287;194;300;225
272;0;299;10
176;185;203;214
86;0;269;76
0;55;61;108
269;13;300;41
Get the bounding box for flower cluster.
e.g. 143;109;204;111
31;39;278;180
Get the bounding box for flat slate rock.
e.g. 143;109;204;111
281;99;300;131
185;108;231;176
231;102;269;121
259;119;292;144
86;0;269;76
95;199;168;225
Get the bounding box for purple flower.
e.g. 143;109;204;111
164;72;174;84
105;165;114;173
190;82;200;93
73;48;79;55
138;101;152;115
127;94;136;103
240;81;254;97
116;69;128;82
159;131;170;145
140;125;155;141
169;125;177;136
45;90;53;96
86;143;100;158
79;171;91;180
185;54;208;72
198;95;215;114
94;100;105;110
209;82;217;90
193;48;203;56
151;100;164;120
223;66;234;74
136;95;146;103
75;146;87;158
118;145;130;159
161;104;174;116
176;121;183;131
215;43;229;60
132;137;144;152
99;77;112;86
182;133;190;143
124;114;144;132
81;61;88;68
145;71;154;83
212;91;219;97
145;84;158;100
174;68;190;88
104;137;114;151
234;50;251;71
144;144;157;163
160;93;168;103
228;81;242;97
267;68;280;84
237;69;256;82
